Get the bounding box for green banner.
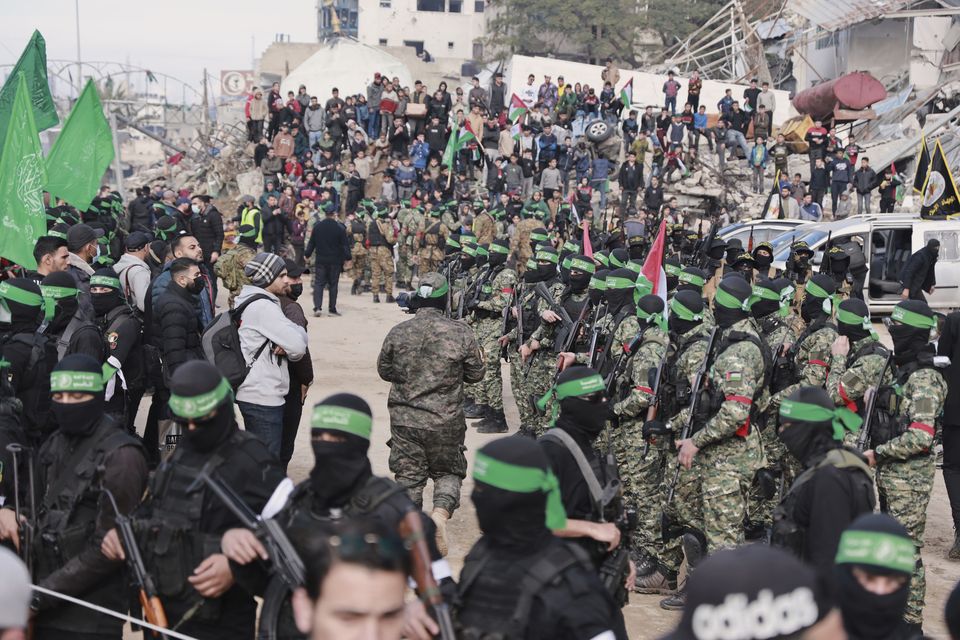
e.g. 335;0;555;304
0;30;58;148
45;79;114;211
0;73;48;269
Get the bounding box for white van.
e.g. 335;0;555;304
770;213;960;313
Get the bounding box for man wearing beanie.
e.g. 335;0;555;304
216;224;259;309
771;386;875;576
455;435;625;639
378;271;484;555
834;513;917;639
676;276;767;559
0;354;147;639
663;544;845;640
41;270;105;362
864;300;948;631
221;393;446;638
65;222;102;297
102;361;286;640
234;252;308;457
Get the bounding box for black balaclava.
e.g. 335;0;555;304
713;275;753;329
0;278;43;334
309;393;374;509
534;247;559;281
669;289;704;336
751;278;781;319
835;513;913;639
800;273;837;324
677;266;708;294
50;354;105;437
889;300;937;366
609;248;629;270
554;366;609;440
459;249;476;271
752;242;774;271
731;252;756;284
488;240;509;268
472;435;554;550
636;294;666;333
777;387;838;465
725;241;743;266
90;268;124;318
169;361;237;453
589;269;609;306
665;256;681;293
827;247;850;288
604;268;636;314
836;298;872;343
41;271;81;334
567;254;594;292
926;238;940;260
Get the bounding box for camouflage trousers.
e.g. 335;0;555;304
659;456;705;575
388;423;467;514
371;246;395;295
475;318;506;411
698;439;759;552
520;349;557;437
350;249;369;283
397;244;414;285
878;457;935;625
616;418;669;560
418;247;443;277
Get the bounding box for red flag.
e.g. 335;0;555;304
581;219;593;258
642;220;669;312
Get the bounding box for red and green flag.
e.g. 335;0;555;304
441;123;478;169
509;93;527;123
619;78;633;108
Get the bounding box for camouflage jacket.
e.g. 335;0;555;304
575;308;640;367
614;326;670;419
530;282;589;350
795;320;838;388
664;323;713;422
215;244;256;293
826;336;892;412
474;266;517;317
377;307;485;431
876;365;946;463
472;211;496;245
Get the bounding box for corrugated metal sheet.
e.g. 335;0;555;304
788;0;915;31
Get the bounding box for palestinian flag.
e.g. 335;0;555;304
509;94;526;123
920;139;960;219
441;123;478;169
913;135;930;193
510;121;522;141
619;78;633;108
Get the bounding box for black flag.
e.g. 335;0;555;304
920;139;960;219
913;135;930;193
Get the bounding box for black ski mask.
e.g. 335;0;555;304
169;361;237;453
713;276;753;329
0;278;43;334
889;300;936;366
669;290;703;337
777;387;838;466
308;393;374;508
567;255;593;292
836;299;871;343
589;269;609;306
752;244;774;270
604;268;636;313
800;274;836;324
41;271;81;334
50;354;106;437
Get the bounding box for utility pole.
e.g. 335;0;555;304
108;108;125;200
75;0;82;96
202;67;209;137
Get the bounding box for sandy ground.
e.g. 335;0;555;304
135;274;960;639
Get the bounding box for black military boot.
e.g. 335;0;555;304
660;582;686;610
635;563;677;595
373;294;381;303
951;530;960;561
386;294;396;303
464;402;489;419
632;550;658;579
351;279;360;295
477;408;509;434
517;426;537;439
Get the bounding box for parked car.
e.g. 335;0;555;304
719;219;808;248
770;213;960;312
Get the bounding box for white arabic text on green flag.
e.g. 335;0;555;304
45;79;115;210
0;73;48;269
0;30;58;148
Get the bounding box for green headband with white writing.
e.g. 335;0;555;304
605;276;635;290
891;304;937;329
473;452;567;530
90;275;121;290
714;286;754;311
569;258;596;274
0;281;42;307
670;297;702;322
665;263;683;277
489;242;510;255
590;274;607;291
311;405;372;440
168;377;233;419
779;397;863;441
835;530;916;574
535;250;559;265
594;253;610;267
530;232;549;242
536;372;605;426
679;271;706;288
50;370;105;393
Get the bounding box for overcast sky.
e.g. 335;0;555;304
1;0;317;99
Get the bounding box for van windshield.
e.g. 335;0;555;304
772;229;828;261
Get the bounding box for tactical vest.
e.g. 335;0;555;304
661;330;709;419
350;220;367;250
422;220;443;248
456;538;594;640
701;329;772;435
771;448;873;556
0;331;53;435
102;304;144;391
368;219;393;247
240;206;263;244
771;316;835;393
869;358;936;449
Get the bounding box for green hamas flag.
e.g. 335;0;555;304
0;30;58;148
0;73;48;269
45;79;115;210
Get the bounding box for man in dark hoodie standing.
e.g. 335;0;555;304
899;239;938;302
278;259;314;472
304;202;351;316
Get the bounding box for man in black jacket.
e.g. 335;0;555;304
127;186;155;233
899;239;938;302
939;311;960;558
304;202;351;316
156;258;205;381
618;152;643;212
190;195;225;296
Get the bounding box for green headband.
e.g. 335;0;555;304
670;297;702;322
835;530;916;574
804;279;832;300
90;275;121;289
530;232;549;242
568;258;596;274
634;275;653;298
609;254;626;269
715;286;754;311
779;398;863;441
665;263;683;277
446;237;461;249
605;276;635;290
535;373;606;427
50;370;105;393
49;229;67;240
169;377;233;419
312;405;372;439
637;305;667;332
778;283;795;317
525;258;538;271
752;285;780;302
679;271;705;288
891;305;937;330
240;227;257;238
0;281;43;307
473;452;567;530
422;281;449;298
462;245;477;257
535;250;559;265
561;256;573;270
562;242;580;253
625;261;642;275
589;276;607;291
475;246;489;258
489;242;510;255
594;253;610;267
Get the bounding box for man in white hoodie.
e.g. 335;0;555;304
235;252;309;456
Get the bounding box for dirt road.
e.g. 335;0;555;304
233;275;960;638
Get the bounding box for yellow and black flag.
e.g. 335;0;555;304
920;139;960;219
913;135;930;193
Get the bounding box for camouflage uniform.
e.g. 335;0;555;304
875;364;947;626
472;210;496;245
214;243;255;309
472;265;517;412
369;217;398;296
612;324;670;561
348;217;369;287
506;283;545;433
418;217;448;275
769;318;838;416
396;207;422;287
827;335;893;448
691;318;766;551
378;306;485;513
510;219;542;274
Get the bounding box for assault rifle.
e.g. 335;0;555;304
456;264;491;320
5;443;35;574
695;220;719;270
398;511;456;640
98;466;168;636
604;332;644;399
499;287;518;362
641;345;670;458
855;351;894;451
586;302;607;367
190;469;305;590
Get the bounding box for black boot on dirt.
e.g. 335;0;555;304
386;294;396;303
477;409;509;433
351;280;360;295
373;294;381;303
635;565;677;595
463;402;489;419
660;582;687;610
951;530;960;560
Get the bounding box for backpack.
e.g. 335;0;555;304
201;294;272;390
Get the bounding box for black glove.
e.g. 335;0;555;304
642;420;669;439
